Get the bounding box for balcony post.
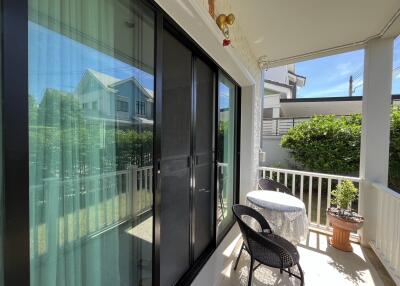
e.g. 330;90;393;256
359;37;394;245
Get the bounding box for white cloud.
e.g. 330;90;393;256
336;62;352;76
299;82;349;98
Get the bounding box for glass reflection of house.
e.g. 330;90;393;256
75;68;154;130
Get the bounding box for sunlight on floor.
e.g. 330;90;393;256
216;228;388;286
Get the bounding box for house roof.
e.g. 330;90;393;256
110;76;154;99
77;69;154;99
86;69;120;89
279;95;400;117
288;71;306;87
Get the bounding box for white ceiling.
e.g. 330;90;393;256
230;0;400;66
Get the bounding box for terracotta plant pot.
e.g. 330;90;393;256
327;208;364;252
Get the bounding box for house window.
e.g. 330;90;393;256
116;100;128;112
136;101;146;115
82;102;89;110
92;101;98;110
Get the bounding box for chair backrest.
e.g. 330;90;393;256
232;205;287;261
232;205;272;251
258;178;291;194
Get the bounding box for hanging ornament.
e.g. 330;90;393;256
223;39;231;46
216;13;235;47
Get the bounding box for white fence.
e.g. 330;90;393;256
370;183;400;285
258;166;361;230
262;115;350;137
262;117;309;136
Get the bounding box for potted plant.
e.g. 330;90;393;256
327;180;364;252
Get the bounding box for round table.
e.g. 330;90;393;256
246;190;309;244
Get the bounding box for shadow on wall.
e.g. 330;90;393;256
260;136;298;169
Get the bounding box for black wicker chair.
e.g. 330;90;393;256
232;204;304;286
258;177;292;194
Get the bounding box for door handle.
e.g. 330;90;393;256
198;188;210;193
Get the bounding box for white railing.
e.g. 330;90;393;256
30;165;153;257
370;183;400;285
258;166;361;230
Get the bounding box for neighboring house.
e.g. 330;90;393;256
263;64;306;118
76;69;154;130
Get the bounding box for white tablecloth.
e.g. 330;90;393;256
246;190;309;244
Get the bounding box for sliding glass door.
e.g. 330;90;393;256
160;30;216;285
28;1;154;285
216;72;237;241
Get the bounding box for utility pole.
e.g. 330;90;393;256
349;75;353;97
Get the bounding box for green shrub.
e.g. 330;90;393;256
280;107;400;191
390;106;400;190
280;114;361;175
331;180;358;210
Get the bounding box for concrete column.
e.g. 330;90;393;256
239;70;263;204
359;37;394;245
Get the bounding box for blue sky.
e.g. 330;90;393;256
296;37;400;98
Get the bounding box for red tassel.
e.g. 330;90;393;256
223;39;231;46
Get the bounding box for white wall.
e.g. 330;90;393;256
260;136;295;168
263;93;281;109
265;66;289;84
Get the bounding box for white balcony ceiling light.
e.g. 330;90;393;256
230;0;400;66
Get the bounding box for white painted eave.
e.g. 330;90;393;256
230;0;400;67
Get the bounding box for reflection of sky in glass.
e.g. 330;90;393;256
29;21;154;100
219;82;230;109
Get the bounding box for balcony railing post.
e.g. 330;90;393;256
300;175;304;202
308;176;313;222
292;174;296;196
129;165;138;215
317;177;322;226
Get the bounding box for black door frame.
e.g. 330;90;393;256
1;0;242;285
2;0;30;285
215;70;242;245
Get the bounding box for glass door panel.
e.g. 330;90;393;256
216;73;236;240
160;30;192;286
28;1;155;285
193;58;214;260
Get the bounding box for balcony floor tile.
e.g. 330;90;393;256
212;228;392;286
